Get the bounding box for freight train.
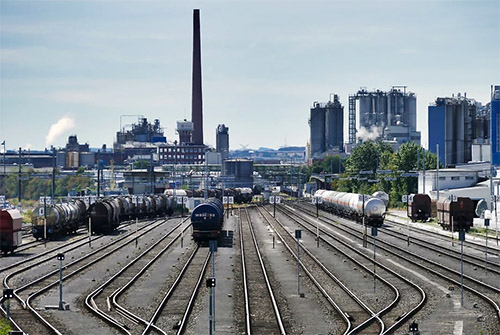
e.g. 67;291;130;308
191;198;224;242
437;196;474;232
407;194;432;222
1;208;23;254
314;190;387;227
31;194;175;239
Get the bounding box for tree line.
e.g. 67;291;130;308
0;167;94;201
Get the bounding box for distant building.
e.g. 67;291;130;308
309;94;343;157
428;93;487;166
158;143;206;165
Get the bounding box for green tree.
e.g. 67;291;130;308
0;318;11;335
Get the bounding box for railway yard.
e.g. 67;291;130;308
1;201;500;335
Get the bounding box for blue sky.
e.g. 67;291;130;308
1;0;499;151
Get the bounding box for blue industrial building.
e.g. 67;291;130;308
491;86;500;165
428;104;446;164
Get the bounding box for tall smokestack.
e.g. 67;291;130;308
191;9;204;145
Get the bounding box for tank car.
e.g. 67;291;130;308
191;198;224;241
236;187;253;203
437;196;474;232
408;194;431;222
314;190;386;226
372;191;389;210
89;198;121;233
1;208;23;254
32;199;87;239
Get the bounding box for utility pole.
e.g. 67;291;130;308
2;140;5;197
18;147;21;210
436;144;440;201
52;148;56;200
150;150;154;194
422;148;426;194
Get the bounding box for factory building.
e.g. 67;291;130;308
309;94;343;157
115;118;165;147
348;86;420;146
428;93;487;166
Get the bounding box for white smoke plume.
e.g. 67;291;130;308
45;116;75;146
357;125;382;142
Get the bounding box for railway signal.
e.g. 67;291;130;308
371;227;378;293
270;195;281;218
206;277;216;335
3;288;13;319
56;253;66;310
312;196;322;247
458;231;466;307
403;194;413;246
295;230;302;296
409;321;419;334
485;218;490;275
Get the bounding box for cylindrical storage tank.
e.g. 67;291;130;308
358;95;373;129
310;104;326;154
223;159;253;188
66;151;79;168
79;152;95;168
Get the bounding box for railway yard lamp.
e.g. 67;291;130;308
57;253;65;310
2;288;13;320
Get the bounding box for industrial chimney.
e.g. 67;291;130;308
191;9;204;145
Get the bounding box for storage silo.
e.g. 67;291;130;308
325;95;344;150
309;102;326;156
223;159;253;188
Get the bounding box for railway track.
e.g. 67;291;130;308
142;246;210;334
384;214;500;256
256;205;384;334
240;207;287;334
85;218;192;334
290;201;500;328
273;204;427;334
1;218;169;335
297;202;500;284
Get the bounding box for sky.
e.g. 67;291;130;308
1;0;499;152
